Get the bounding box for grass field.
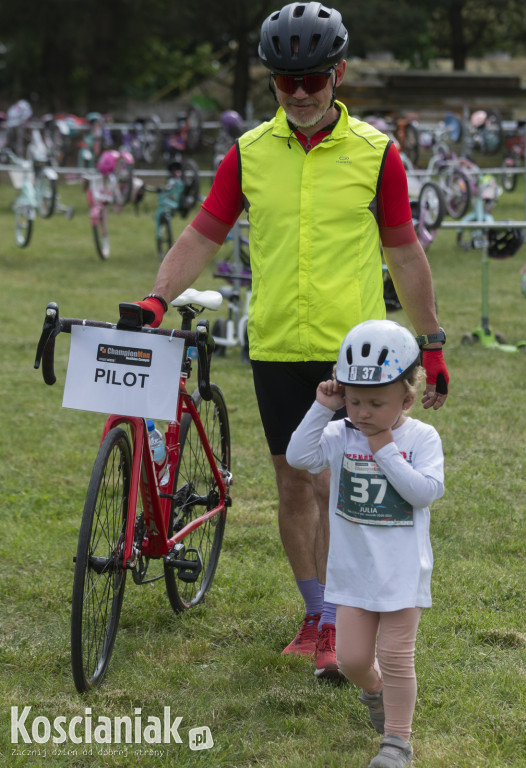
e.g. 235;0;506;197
0;163;525;768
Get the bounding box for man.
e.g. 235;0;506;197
137;2;449;680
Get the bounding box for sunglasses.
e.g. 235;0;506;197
271;69;334;95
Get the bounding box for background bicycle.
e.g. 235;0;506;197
83;148;134;259
138;153;201;258
33;289;232;693
119;114;162;166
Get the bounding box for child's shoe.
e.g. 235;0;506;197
367;734;413;768
358;688;385;733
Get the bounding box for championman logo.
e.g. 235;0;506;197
10;707;202;746
97;344;152;367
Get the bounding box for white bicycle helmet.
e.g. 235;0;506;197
336;319;420;386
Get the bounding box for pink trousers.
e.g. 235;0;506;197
336;606;422;741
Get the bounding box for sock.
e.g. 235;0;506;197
318;582;337;630
296;577;323;617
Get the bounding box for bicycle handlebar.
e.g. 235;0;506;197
34;301;215;400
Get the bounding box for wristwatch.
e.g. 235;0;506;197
415;327;446;348
144;293;168;312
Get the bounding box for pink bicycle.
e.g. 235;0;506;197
83;149;134;259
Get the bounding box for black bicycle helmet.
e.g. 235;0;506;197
487;228;524;259
258;2;349;74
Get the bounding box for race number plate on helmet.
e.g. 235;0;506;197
347;365;382;383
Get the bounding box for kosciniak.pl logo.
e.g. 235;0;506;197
10;707;213;750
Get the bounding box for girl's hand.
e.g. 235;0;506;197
316;380;346;411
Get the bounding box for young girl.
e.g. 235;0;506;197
286;319;444;768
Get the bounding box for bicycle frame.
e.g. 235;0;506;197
100;387;229;566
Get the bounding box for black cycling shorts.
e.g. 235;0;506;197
251;360;346;456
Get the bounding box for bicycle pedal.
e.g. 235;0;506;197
165;544;202;582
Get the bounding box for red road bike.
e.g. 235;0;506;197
34;289;232;693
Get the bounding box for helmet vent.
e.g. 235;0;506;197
331;35;345;54
272;36;281;54
293;5;306;17
377;348;388;365
361;343;371;358
310;34;321;53
346;347;353;365
318;8;330;18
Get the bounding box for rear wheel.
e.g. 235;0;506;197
36;173;57;218
14;206;33;247
142;118;161;165
114;156;133;206
211;317;227;357
164;384;230;612
93;206;110;259
71;427;131;692
156;213;173;259
179;158;200;217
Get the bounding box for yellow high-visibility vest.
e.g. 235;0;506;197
238;101;390;361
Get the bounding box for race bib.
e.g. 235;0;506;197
336;456;413;527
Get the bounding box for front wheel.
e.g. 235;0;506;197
164;384;230;612
14;206;33;247
156;213;173;260
418;181;446;230
441;168;471;219
71;427;132;692
93;206;110;259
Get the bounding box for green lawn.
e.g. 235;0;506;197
0;166;525;768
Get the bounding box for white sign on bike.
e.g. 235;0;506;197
63;325;184;420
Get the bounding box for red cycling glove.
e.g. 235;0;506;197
421;348;449;395
134;296;166;328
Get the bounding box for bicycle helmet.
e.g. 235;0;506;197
487;228;524;259
336;320;420;387
258;2;348;74
97;149;119;175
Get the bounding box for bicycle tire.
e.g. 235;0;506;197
156;213;173;260
93;207;110;260
71;427;131;693
142;118;161;165
114;156;133;206
418;181;446;230
164;384;230;612
36;174;57;218
184;106;203;153
502;158;517;193
403;122;419;167
14;206;33;247
211;317;227;357
441;168;471;219
179;157;200;217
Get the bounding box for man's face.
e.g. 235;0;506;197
273;60;345;130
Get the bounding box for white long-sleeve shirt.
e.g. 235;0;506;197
286;403;444;611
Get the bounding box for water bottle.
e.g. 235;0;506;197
146;419;170;487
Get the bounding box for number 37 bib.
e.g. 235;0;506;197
336;456;414;527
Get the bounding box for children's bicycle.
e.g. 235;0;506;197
0;147;62;247
140;155;201;258
83;149;134;259
34;289;232;693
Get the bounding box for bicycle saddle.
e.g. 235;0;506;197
171;288;223;311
